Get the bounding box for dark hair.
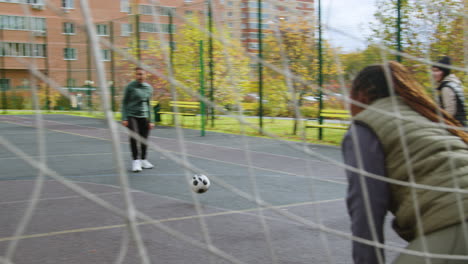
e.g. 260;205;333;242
135;67;144;71
433;56;451;77
351;65;390;102
352;61;468;143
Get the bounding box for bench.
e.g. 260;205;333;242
240;102;257;115
158;101;200;125
150;100;159;107
150;101;161;123
305;109;350;131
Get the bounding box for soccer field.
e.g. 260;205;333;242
0;115;406;263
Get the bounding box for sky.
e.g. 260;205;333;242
320;0;378;52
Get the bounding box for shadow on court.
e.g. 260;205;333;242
0;115;405;264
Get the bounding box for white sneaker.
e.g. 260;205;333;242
141;159;154;169
132;160;142;172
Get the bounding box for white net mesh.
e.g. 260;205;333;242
1;0;468;263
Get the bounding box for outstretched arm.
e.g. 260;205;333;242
342;123;390;264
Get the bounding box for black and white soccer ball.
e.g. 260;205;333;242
191;174;210;194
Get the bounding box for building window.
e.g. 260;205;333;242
139;40;149;50
26;0;43;4
121;47;131;60
139;23;158;33
67;78;76;87
248;43;259;50
159;6;175;16
139;23;175;34
32;17;46;31
0;79;10;91
120;0;130;12
17;78;30;89
101;49;111;61
185;10;193;15
249;12;269;19
139;5;175;16
184;0;193;3
139;5;153;15
228;22;233;28
0;15;46;32
161;24;175;34
63;22;75;34
248;1;268;9
17;43;25;56
62;0;73;9
249;32;266;39
64;47;77;60
33;44;46;57
96;24;108;36
121;23;133;36
248;23;269;29
0;42;46;57
16;16;25;29
170;41;176;50
227;1;233;7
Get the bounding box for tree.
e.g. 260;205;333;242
114;16;252;120
263;19;341;134
172;16;252;109
37;82;62;110
115;37;170;107
340;45;382;81
369;0;465;87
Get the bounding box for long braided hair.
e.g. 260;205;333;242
351;61;468;144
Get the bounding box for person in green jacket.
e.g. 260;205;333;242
121;67;154;172
344;61;468;263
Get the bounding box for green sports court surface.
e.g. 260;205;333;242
0;115;405;263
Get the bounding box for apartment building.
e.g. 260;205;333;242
223;0;314;54
0;0;312;108
0;0;208;102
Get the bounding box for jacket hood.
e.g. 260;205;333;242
442;74;462;85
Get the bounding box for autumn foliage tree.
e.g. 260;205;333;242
369;0;465;86
263;19;341;134
115;37;170;110
172;16;252;108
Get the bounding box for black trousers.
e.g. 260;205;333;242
128;117;150;160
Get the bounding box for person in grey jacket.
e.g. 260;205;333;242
122;67;155;172
432;56;466;126
343;61;468;264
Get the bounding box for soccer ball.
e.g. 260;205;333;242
191;174;210;194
